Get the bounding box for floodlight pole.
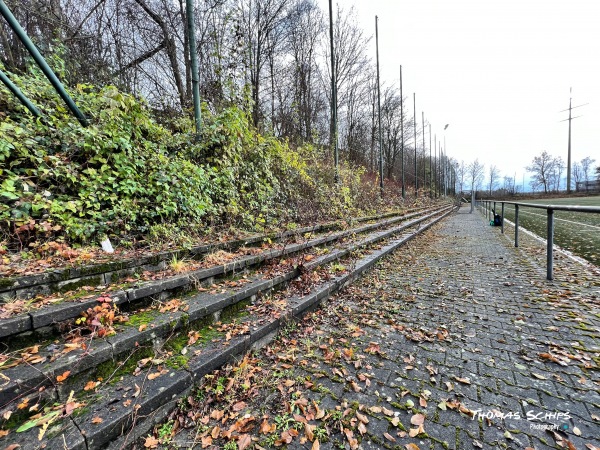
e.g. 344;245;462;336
413;93;417;197
329;0;339;183
376;16;383;196
400;65;405;198
422;111;426;196
429;124;432;198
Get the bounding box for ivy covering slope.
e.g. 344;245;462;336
0;60;395;251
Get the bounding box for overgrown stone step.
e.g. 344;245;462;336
0;206;452;410
0;209;422;301
3;207;455;450
0;208;438;339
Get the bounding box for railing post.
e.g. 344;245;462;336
501;202;505;233
546;208;554;280
470;190;474;213
514;204;519;247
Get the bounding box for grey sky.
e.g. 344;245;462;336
323;0;600;185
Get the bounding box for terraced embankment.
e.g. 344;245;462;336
0;204;456;449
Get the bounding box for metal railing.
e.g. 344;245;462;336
479;200;600;280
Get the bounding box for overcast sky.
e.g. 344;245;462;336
319;0;600;188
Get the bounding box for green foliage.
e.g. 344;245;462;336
0;56;397;249
1;62;214;243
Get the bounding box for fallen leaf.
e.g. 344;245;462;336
409;424;424;437
138;324;147;332
405;443;421;450
572;426;581;436
201;436;212;448
343;428;358;450
260;419;273;434
357;422;367;435
304;423;315;441
356;412;369;424
382;407;394;417
383;432;396;442
84;381;98;391
56;371;71;382
0;429;9;438
237;434;252;450
144;435;159;448
210;409;224;420
232;401;247;412
473;440;483;448
410;414;425;426
312;439;320;450
91;417;103;424
454;376;471;385
531;373;547;380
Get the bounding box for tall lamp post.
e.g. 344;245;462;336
375;16;383;196
413;93;417;197
328;0;339;183
443;124;449;196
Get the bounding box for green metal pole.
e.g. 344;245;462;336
422;111;426;195
186;0;201;140
0;69;42;117
413;93;417;197
329;0;339;183
429;124;432;198
0;0;88;126
375;16;383;196
400;65;405;199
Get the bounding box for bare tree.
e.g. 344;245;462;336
238;0;288;127
526;151;556;194
580;156;596;181
487;164;500;195
572;162;583;186
455;160;466;195
467;159;485;192
503;176;515;195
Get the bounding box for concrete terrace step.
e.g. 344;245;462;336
0;209;424;301
0;208;437;340
0;206;452;412
2;207;455;450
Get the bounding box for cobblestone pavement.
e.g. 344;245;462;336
169;206;600;450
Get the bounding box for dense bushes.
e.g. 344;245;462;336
0;61;397;250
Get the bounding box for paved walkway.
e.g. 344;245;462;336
170;206;599;450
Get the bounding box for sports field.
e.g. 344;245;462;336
498;196;600;267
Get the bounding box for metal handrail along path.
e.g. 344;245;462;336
480;200;600;280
